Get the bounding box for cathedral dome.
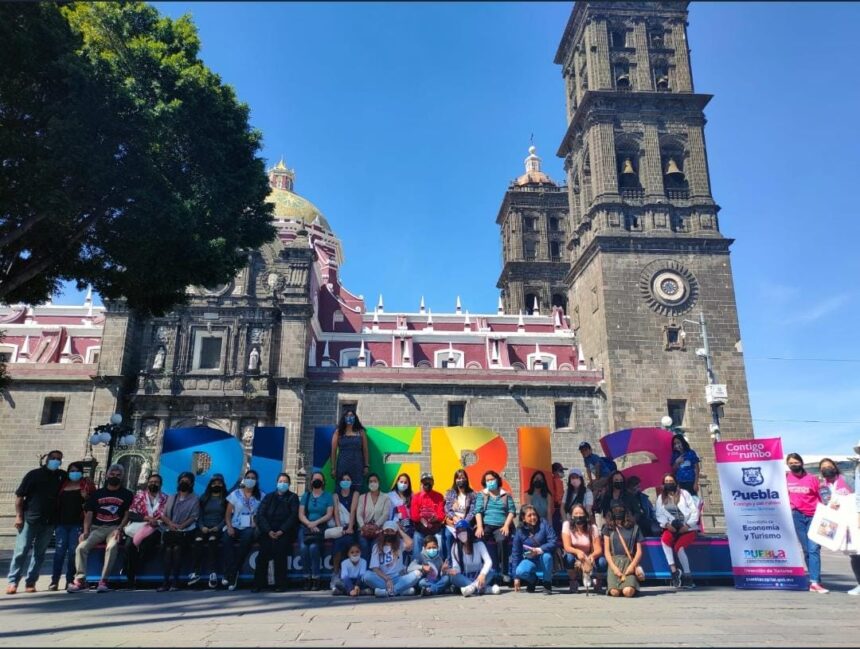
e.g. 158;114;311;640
514;145;557;187
265;158;332;231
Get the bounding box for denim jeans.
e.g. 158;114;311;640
51;524;81;584
563;552;607;574
792;510;821;583
450;568;496;593
298;527;322;578
412;530;442;555
7;520;55;586
221;527;257;581
362;570;421;594
514;553;555;584
418;574;451;594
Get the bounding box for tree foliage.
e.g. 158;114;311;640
0;2;275;314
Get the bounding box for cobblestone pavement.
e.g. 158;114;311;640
0;551;857;647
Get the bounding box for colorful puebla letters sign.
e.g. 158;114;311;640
714;437;807;590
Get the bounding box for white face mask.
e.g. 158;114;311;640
368;482;379;492
457;532;468;542
349;555;361;564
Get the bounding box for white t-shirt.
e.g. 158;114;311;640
226;489;265;529
369;543;405;578
340;558;368;580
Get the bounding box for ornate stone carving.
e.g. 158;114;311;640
152;346;166;371
638;259;699;317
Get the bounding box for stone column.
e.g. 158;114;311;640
671;20;693;92
642;123;665;198
631;20;651;90
588;121;618;199
686;124;712;198
585;19;612;90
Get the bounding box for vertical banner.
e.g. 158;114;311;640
250;427;286;493
714;437;808;590
517;426;553;504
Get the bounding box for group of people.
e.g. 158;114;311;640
6;410;859;598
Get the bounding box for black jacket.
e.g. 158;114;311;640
257;491;299;537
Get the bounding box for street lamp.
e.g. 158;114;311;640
89;413;136;477
679;313;725;441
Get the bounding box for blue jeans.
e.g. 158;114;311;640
298;527;323;578
792;510;821;583
221;527;257;580
412;530;442;554
451;569;496;593
514;553;554;585
563;553;607;574
51;524;81;584
418;574;450;594
362;570;421;595
7;521;54;586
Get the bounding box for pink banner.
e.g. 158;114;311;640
714;438;783;464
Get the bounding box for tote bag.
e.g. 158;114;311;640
808;502;848;552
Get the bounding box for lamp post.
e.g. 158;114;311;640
89;413;137;483
680;313;725;442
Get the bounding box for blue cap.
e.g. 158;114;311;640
454;520;470;531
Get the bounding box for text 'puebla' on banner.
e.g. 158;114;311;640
714;437;808;590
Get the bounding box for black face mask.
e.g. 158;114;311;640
663;483;677;493
106;476;121;487
612;481;624;489
456;479;466;487
612;512;626;523
211;486;223;494
821;468;837;479
311;479;324;489
572;516;588;526
147;484;160;494
789;464;804;474
178;482;192;493
534;480;544;487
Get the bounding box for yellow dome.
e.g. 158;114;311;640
266;187;331;231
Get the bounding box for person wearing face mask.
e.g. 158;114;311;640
333;543;368;596
670;434;701;497
188;474;228;589
49;461;94;591
602;505;643;598
6;450;66;594
330;410;369;486
222;470;264;591
562;468;594;522
443;469;476;562
388;472;414;537
410;535;450;596
68;464;134;593
158;472;200;591
786;452;827;593
329;471;359;586
253;473;299;593
625;475;660;537
298;470;334;590
511;504;558;594
523;471;553;523
123;474;168;590
562;503;605;594
817;458;851;506
597;471;637;525
356;473;391;560
411;473;445;553
446;519;499;596
474;470;516;585
656;473;699;589
362;520;419;597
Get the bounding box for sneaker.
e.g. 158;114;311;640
208;573;219;589
360;588;373;596
460;584;477;597
568;581;578;594
331;587;340;595
228;575;239;592
66;580;85;593
96;581;111;593
846;585;860;596
48;582;59;592
671;570;683;589
221;578;230;588
187;573;201;586
373;588;389;598
809;582;829;594
681;575;696;590
5;584;17;595
421;586;432;597
489;584;501;595
526;583;536;593
542;582;553;595
24;584;36;593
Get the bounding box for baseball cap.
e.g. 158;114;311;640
420;472;433;482
551;462;566;473
568;467;584;478
382;520;398;532
578;441;592;450
454;519;470;531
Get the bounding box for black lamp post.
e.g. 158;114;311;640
89;413;136;483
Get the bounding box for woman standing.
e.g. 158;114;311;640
158;472;200;591
562;468;594;521
356;473;390;560
561;503;604;594
602;505;643;598
330;410;369;489
656;473;699;589
670;434;701;496
188;474;227;589
522;471;553;523
124;473;168;589
222;469;264;591
253;473;299;593
298;470;334;591
49;462;94;591
817;458;851;506
443;469;476;560
786;453;827;593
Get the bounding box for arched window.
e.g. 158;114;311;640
653;62;670;91
527;352;557;371
551;293;568;314
613;60;631;90
339;348;370;367
434;349;464;369
524;293;539;315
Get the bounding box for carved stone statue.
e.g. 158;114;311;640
266;272;280;294
140;459;152;483
248;346;260;372
152;346;166;370
242;423;255;445
143;420;158;442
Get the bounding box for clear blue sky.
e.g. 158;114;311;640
56;2;860;456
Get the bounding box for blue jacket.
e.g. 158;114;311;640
509;519;557;574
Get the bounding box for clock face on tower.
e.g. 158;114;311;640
639;260;698;316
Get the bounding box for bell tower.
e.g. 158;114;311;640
555;1;753;525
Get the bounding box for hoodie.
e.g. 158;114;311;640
407;546;445;583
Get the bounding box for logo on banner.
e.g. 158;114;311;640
742;467;764;487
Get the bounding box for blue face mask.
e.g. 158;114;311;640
68;471;83;482
345;415;355;425
339;480;352;490
46;459;61;471
397;481;408;492
276;482;290;493
425;548;439;559
486;480;498;491
243;478;257;489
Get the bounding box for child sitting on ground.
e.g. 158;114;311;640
408;535;449;596
333;543;367;596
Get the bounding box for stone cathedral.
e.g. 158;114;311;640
0;1;753;527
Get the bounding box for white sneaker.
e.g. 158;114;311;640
208;573;218;589
847;585;860;596
187;572;200;586
373;588;389;598
460;584;477;597
221;578;230;588
489;584;501;595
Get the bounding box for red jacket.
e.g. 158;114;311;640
410;489;445;533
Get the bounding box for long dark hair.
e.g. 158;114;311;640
200;473;227;509
453;525;475;566
672;433;691;454
375;527;402;561
394;472;412;502
337;409;365;436
786;453;805;475
564;472;587;514
660;472;680;505
569;503;591;534
450;468;473;494
239;469;261;500
818;457;841;476
526;471;549;497
519;504;541;529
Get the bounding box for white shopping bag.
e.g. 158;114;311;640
808;502;848;552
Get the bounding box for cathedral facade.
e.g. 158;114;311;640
0;1;752;527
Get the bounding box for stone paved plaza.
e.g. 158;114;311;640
0;551;857;647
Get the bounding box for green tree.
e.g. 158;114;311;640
0;2;275;314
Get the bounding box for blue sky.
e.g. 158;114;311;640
56;2;860;456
